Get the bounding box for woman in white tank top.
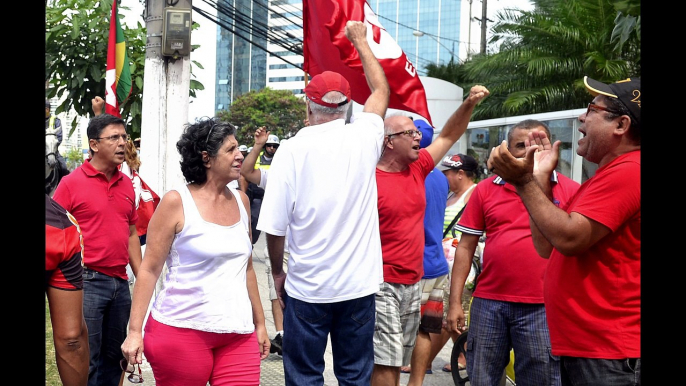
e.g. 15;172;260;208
121;118;270;386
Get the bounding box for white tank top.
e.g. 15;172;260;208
150;185;254;333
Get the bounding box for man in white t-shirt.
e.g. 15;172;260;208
256;21;390;386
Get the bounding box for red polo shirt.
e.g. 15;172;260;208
53;159;138;280
455;172;579;303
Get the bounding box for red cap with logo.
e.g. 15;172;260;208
304;71;352;108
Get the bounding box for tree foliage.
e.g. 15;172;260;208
426;0;640;120
216;88;307;146
45;0;204;136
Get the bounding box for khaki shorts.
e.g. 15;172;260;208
418;275;448;334
264;246;289;301
373;281;421;367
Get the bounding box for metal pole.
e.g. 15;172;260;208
467;0;473;59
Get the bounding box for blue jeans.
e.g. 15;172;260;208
560;357;641;386
282;293;375;386
467;297;561;386
82;268;132;386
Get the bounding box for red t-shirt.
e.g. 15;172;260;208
545;151;640;358
53;159;138;280
376;149;434;284
455;172;579;303
45;194;83;290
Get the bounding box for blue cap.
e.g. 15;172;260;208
414;119;434;149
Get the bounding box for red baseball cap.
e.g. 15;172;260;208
304;71;352;108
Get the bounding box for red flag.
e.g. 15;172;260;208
105;0;132;117
131;169;160;238
303;0;433;125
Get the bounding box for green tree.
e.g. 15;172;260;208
217;88;307;146
64;146;85;171
424;56;467;86
427;0;640;120
45;0;204;137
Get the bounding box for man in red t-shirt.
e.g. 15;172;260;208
372;85;489;386
446;120;579;386
54;113;142;386
487;76;641;385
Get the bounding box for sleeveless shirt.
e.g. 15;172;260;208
150;185;254;333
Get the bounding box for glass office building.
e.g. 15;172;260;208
215;0;461;112
215;0;268;111
371;0;461;75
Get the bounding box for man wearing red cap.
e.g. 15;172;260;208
487;76;641;385
371;84;489;386
257;20;390;386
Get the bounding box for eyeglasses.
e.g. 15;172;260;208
120;359;144;383
586;103;621;117
265;144;279;148
96;134;129;142
387;130;423;139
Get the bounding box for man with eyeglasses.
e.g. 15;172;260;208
371;85;489;386
257;20;390;386
54;113;143;386
486;77;641;385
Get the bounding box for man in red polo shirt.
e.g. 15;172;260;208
446;120;579;386
54;113;142;386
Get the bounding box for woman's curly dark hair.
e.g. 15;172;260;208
177;117;237;184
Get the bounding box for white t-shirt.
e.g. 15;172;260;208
257;112;385;303
257;168;289;253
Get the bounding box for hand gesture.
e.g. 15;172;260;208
254;127;269;147
465;85;490;106
487;140;534;186
528;130;560;179
92;96;105;116
345;20;367;45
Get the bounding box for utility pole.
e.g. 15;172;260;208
467;0;473;60
140;0;192;195
480;0;487;55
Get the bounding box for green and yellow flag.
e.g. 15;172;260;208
105;0;132;117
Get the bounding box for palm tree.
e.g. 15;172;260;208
429;0;640;120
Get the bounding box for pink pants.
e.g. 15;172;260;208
144;315;260;386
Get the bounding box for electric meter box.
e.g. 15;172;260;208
162;8;192;57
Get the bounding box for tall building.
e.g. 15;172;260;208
214;0;462;112
370;0;461;75
215;0;268;111
266;0;306;95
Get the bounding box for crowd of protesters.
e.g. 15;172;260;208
46;18;640;386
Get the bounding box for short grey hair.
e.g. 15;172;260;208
307;91;350;119
383;113;412;135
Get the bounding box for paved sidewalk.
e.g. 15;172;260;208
125;233;457;386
